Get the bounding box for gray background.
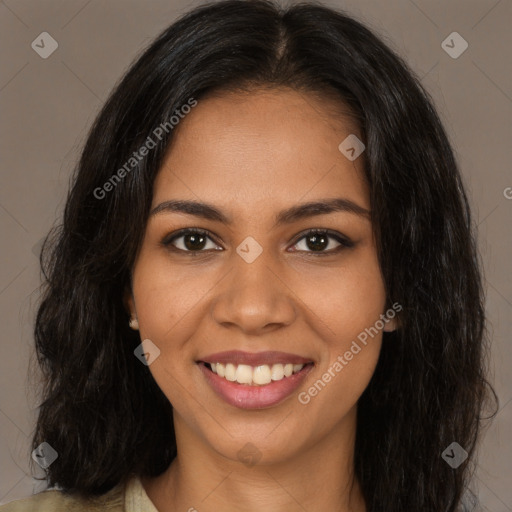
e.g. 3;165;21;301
0;0;511;509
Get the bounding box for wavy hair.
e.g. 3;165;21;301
31;0;497;510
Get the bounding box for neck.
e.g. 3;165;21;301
142;407;366;512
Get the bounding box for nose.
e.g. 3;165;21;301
211;248;297;335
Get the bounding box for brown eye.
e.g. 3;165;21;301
290;229;354;255
162;229;222;253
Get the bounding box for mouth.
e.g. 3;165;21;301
197;351;314;409
200;361;312;386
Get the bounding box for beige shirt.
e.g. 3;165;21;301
0;476;159;512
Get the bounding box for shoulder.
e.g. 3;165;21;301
0;481;125;512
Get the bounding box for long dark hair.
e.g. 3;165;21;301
31;0;497;510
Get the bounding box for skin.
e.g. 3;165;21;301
126;87;397;512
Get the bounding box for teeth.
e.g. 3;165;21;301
271;364;284;381
235;364;253;384
253;365;272;385
208;362;306;386
225;363;236;382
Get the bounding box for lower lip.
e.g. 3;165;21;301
198;363;313;410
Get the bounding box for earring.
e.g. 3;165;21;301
129;317;139;330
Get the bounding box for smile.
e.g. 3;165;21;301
208;362;306;386
197;351;314;409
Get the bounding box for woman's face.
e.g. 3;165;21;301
127;87;395;465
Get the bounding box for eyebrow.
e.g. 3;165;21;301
150;198;370;227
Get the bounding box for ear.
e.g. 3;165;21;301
382;301;402;332
383;317;397;332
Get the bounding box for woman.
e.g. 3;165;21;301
1;0;497;510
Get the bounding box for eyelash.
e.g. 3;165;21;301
161;228;354;257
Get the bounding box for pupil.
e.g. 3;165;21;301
182;233;328;251
308;233;327;251
185;233;206;250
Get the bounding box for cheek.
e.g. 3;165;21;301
132;255;214;342
290;250;387;345
296;339;381;439
293;254;386;402
293;263;386;427
130;257;207;413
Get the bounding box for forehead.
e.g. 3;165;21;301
153;87;369;213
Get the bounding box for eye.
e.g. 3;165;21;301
289;228;354;255
161;228;222;254
161;228;354;256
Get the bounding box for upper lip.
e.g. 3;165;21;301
198;350;313;366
